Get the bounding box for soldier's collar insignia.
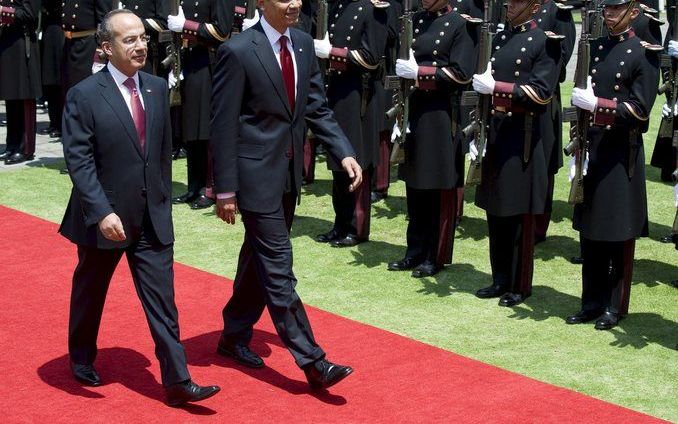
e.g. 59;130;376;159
608;28;635;43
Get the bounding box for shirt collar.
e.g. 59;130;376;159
107;62;140;90
260;16;292;48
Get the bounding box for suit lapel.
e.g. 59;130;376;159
139;73;153;158
97;70;144;158
290;29;308;121
252;24;292;117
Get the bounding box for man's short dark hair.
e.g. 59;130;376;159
96;9;137;45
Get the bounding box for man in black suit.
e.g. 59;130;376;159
210;0;361;390
59;9;219;407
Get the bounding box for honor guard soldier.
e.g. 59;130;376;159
122;0;168;75
472;0;562;306
167;0;233;209
61;0;114;91
39;0;65;139
313;0;389;247
567;0;660;330
631;2;663;45
386;0;479;277
0;0;41;164
533;0;575;243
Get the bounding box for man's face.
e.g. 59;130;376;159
506;0;539;24
260;0;301;32
101;13;147;76
603;4;639;33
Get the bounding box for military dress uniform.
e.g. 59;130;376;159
171;0;233;209
315;0;388;246
61;0;113;92
534;0;575;242
0;0;41;164
631;3;663;45
122;0;168;75
474;19;561;306
388;4;479;277
570;27;660;328
40;0;64;137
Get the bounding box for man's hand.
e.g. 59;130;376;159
242;9;260;32
341;157;362;192
395;49;419;80
216;197;238;225
571;76;597;112
167;7;186;33
168;71;184;89
472;62;495;95
98;213;126;241
314;32;332;59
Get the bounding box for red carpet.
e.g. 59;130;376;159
0;205;665;423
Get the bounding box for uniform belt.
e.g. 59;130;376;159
492;105;528;115
63;29;96;39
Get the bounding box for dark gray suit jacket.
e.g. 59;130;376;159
59;68;173;249
210;22;354;213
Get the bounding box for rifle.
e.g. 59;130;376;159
384;0;414;164
461;0;498;185
657;6;678;143
161;0;183;107
562;1;598;205
315;0;329;75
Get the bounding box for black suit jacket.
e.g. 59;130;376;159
210;22;355;214
59;68;173;249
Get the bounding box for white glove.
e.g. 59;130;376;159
469;139;486;161
395;49;419;80
669;40;678;58
674;183;678;207
472;63;495;95
118;1;123;9
390;122;410;142
571;76;597;112
662;102;678;118
314;32;332;59
167;7;186;33
91;62;105;74
567;152;589;182
242;9;259;31
168;71;184;89
496;23;505;32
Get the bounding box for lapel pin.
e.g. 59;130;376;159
146;89;152;93
299;48;302;52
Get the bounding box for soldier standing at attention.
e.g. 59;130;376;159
386;0;479;277
566;0;659;330
472;0;561;307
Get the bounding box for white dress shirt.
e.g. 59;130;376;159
107;62;145;116
260;16;298;99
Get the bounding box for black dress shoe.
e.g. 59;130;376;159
172;147;187;160
172;191;199;204
315;229;342;243
475;284;508;299
330;235;365;248
569;256;584;265
5;152;32;164
39;126;56;135
0;149;15;160
672;280;678;289
594;311;620;330
303;358;353;390
498;292;526;307
370;191;387;204
387;257;421;271
190;195;214;210
1;119;6;126
411;261;441;278
566;309;602;325
216;337;264;368
165;379;220;407
49;130;62;139
659;234;673;244
70;362;101;386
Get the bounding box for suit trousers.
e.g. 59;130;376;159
68;212;190;386
580;236;634;315
487;213;535;296
221;190;326;368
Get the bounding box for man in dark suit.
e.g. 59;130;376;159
59;9;219;406
210;0;361;390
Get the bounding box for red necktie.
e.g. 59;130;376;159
123;78;146;152
279;36;295;112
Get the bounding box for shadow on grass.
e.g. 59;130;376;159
25;156;69;170
183;329;348;405
372;195;407;220
414;262;492;298
534;234;580;262
633;258;678;288
455;215;489;241
301;177;332;198
347;238;406;269
505;285;581;322
290;214;335;240
608;313;678;350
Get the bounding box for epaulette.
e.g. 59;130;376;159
639;3;658;14
554;2;574;10
640;40;664;51
646;14;665;25
460;13;482;24
544;30;565;40
370;0;390;8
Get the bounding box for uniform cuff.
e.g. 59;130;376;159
183;20;200;41
329;47;348;71
593;97;617;126
216;192;236;200
0;6;15;25
417;66;437;90
492;81;515;109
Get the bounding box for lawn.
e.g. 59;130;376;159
1;82;676;421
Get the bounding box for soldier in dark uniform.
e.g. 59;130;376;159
472;0;562;307
122;0;168;75
533;0;575;243
0;0;41;164
631;2;663;45
39;0;64;139
61;0;113;92
167;0;233;209
313;0;388;247
386;0;479;277
567;0;660;330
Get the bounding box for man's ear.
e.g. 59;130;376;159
629;7;640;20
101;41;113;58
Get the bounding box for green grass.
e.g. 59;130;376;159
1;82;677;421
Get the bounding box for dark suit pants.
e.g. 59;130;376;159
580;236;634;316
487;213;535;297
221;192;325;368
331;166;372;240
4;99;36;156
68;220;190;387
405;187;458;266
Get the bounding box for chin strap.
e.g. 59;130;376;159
609;1;635;35
510;0;539;28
